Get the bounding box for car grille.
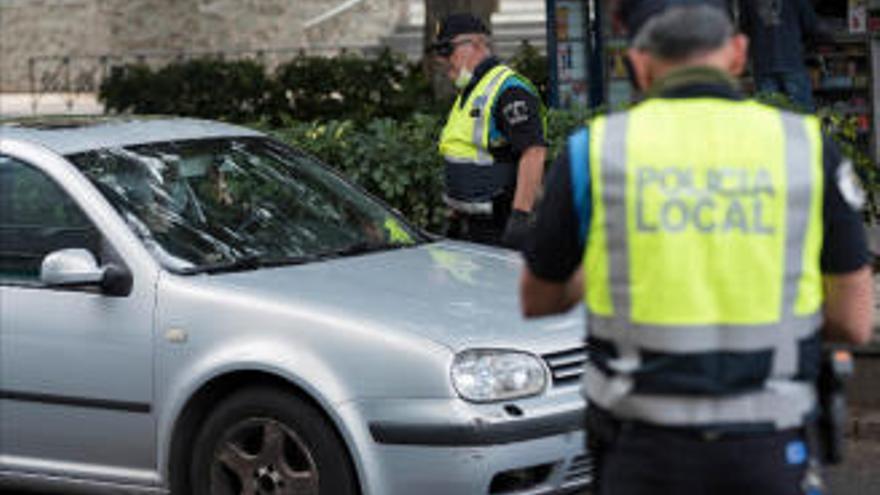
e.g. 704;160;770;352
542;346;587;387
562;452;594;487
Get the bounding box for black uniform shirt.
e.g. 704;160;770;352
525;70;870;283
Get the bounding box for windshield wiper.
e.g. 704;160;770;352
228;243;399;266
313;241;386;260
183;254;264;275
181;241;413;275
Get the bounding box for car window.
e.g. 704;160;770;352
68;137;423;273
0;155;102;285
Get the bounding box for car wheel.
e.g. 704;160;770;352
190;386;358;495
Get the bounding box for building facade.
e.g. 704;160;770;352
0;0;407;92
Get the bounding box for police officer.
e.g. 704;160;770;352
519;1;875;494
432;13;547;249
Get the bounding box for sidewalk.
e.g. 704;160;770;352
851;409;880;441
825;438;880;495
0;92;103;118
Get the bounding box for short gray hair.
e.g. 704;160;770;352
632;5;734;61
473;33;493;52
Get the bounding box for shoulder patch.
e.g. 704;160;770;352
837;159;867;211
502;100;530;125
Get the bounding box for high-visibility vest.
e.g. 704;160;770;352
579;98;824;430
439;64;542;213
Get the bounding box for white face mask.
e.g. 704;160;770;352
454;68;473;89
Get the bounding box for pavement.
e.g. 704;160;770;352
850;408;880;442
825;439;880;494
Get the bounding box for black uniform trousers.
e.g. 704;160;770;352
592;423;814;495
446;213;506;246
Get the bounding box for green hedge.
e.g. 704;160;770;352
266;114;447;229
101;59;276;123
100;50;446;124
272;50;442;123
99;46;547;125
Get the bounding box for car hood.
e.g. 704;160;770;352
186;240;585;354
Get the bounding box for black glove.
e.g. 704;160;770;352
501;209;531;250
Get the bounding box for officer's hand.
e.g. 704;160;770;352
501;209;531;250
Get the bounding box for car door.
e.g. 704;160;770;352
0;153;157;485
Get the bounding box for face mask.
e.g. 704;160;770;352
454;68;473;89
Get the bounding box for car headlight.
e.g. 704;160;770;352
451;349;548;402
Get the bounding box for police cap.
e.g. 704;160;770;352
431;13;491;56
618;0;729;39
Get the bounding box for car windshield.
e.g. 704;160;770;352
68;136;422;273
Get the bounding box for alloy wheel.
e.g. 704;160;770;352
210;417;320;495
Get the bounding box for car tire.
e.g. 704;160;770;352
190;386;358;495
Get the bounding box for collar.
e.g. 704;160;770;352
646;66;744;101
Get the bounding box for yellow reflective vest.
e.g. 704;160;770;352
580;98;824;430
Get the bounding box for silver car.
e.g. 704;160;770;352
0;117;589;495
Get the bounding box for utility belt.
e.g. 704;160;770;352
443;194;494;216
445;189;513;220
444;191;514;245
584;406;798;446
585;348;853;465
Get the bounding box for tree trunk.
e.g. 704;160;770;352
423;0;499;101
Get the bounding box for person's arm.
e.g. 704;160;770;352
494;81;547;248
520;143;589;318
521;267;583;317
823;267;874;344
512;145;546;212
819;136;875;344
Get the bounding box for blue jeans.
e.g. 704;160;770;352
755;71;815;112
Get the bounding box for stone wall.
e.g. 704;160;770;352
0;0;407;92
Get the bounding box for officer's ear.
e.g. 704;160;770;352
726;33;749;77
625;48;653;92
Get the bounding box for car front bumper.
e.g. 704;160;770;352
337;388;591;495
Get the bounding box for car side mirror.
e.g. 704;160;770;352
40;248;133;297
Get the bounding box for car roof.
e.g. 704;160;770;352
0;116;264;156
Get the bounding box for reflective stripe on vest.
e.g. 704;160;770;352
582;100;824;429
439;65;514;166
584;363;817;429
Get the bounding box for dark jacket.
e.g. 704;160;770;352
740;0;828;75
